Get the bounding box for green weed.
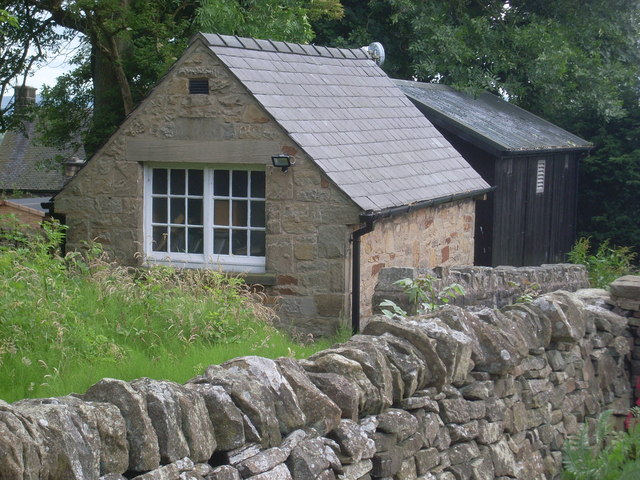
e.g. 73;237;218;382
562;410;640;479
568;237;637;288
380;275;465;319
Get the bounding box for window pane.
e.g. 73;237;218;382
232;171;248;197
170;198;186;224
214;170;229;196
188;199;203;225
170;169;186;195
214;229;229;254
251;171;265;198
152;169;167;194
188;228;203;254
152;226;167;252
250;231;265;256
232;229;248;255
152;197;168;223
232;200;248;226
250;201;265;227
170;227;186;252
214;200;229;225
188;170;203;196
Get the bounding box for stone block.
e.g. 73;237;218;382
610;276;640;301
448;421;479;443
307;372;360;421
287;437;331;479
488;439;516;477
315;294;345;317
476;420;502;445
376;409;420;442
82;378;160;472
439;398;471;424
415;448;440;475
371;448;403;477
449;442;480;466
327;419;371;465
318;225;347;258
294;242;316;261
236;447;288;477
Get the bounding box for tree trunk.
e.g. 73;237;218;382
88;43;125;155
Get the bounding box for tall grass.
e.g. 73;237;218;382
0;216;347;402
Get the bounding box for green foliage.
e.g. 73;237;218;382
312;0;640;129
2;0;343;153
196;0;343;44
0;9;18;29
312;1;640;253
0;217;338;402
0;3;64;132
562;410;640;480
568;237;636;288
577;89;640;254
380;275;465;319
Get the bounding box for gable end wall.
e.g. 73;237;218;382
54;40;361;337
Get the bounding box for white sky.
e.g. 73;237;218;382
14;29;82;93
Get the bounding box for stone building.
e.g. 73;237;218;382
52;33;490;336
0;86;85;195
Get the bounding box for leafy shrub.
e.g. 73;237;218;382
380;275;465;319
568;237;636;289
562;410;640;479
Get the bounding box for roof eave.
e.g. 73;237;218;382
361;186;495;222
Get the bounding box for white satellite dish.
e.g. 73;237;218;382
361;42;385;66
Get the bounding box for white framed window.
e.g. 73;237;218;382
143;165;266;272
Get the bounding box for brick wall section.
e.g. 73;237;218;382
359;199;475;318
0;200;44;228
54;41;360;337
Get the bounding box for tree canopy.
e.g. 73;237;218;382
1;0;638;254
313;0;640;254
314;0;640;131
0;0;343;154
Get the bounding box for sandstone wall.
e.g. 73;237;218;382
2;279;636;480
359;200;475;318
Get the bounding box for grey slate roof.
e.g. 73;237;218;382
395;80;591;155
199;33;490;212
0;121;79;193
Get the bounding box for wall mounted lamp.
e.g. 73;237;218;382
271;154;295;173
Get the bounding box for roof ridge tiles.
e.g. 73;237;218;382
201;32;369;60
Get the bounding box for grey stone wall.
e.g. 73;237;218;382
1;279;636;480
372;264;590;317
607;275;640;414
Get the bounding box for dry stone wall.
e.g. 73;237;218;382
1;277;637;480
372;264;590;316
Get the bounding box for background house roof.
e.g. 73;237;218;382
0;121;79;193
199;33;490;212
395;80;592;156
